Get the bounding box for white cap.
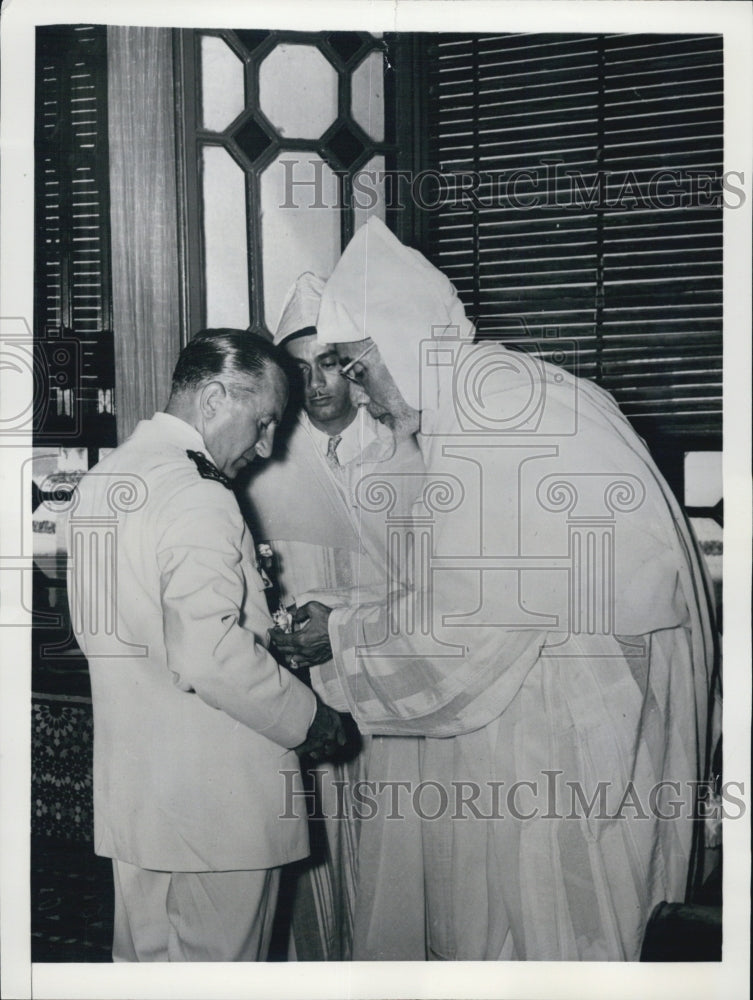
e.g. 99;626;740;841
274;272;325;346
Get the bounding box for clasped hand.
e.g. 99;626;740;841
270;600;333;670
293;696;347;761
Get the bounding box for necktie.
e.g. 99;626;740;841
324;433;353;585
325;434;342;473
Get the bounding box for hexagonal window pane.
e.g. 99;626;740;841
201;35;246;132
259;45;337;139
234;118;273;165
327;122;365;170
351;50;385;142
327;32;364;64
353;155;386;231
202;146;250;328
260;153;340;331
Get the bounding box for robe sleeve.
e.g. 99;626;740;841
318;591;546;738
317;372;715;741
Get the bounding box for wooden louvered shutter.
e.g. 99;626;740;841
34;24;115;446
423;32;722;456
425;33;602;376
599;34;723;441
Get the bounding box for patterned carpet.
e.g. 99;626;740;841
30;837;295;962
31;838;113;962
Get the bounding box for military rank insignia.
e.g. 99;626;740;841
186;449;233;490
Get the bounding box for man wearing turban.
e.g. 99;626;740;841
273;218;718;961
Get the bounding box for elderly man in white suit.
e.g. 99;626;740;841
69;330;344;962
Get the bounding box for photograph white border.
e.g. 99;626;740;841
1;2;750;998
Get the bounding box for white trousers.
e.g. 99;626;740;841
112;860;281;962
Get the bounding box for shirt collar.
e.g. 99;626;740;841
140;411;208;454
301;408;384;467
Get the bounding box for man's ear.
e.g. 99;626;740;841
198;380;228;420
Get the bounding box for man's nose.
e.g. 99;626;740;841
349;382;370;407
310;365;325;390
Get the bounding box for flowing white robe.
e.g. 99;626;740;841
243;410;427;960
314;346;717;960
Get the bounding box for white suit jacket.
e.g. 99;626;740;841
69;412;317;872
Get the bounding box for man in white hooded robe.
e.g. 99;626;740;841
273;218;718;961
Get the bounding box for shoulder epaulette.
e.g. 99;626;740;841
186;450;233;490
